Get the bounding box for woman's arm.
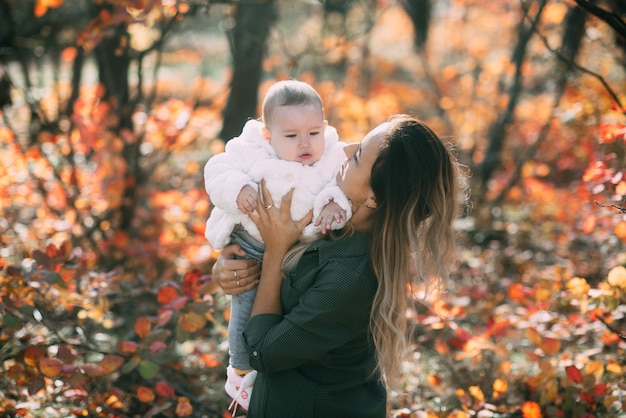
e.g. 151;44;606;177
247;180;312;316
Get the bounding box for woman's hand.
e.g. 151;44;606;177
248;179;313;258
212;244;260;295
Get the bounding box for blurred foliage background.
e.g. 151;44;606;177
0;0;625;417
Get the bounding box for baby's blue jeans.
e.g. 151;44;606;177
227;225;264;370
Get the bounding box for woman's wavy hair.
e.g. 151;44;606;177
369;114;468;389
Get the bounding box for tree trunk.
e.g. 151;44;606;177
477;0;547;200
401;0;431;52
220;0;277;142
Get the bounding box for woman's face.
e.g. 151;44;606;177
336;122;389;214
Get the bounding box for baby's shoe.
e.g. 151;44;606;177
225;365;257;412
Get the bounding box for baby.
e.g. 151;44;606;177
203;79;351;412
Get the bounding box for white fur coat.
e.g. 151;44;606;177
204;119;351;249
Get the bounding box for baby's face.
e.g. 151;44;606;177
264;104;326;166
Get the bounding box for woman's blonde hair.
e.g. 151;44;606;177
282;114;467;390
369;115;466;389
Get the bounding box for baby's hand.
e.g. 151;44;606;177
237;185;259;214
315;200;347;234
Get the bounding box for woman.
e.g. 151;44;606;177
212;114;466;417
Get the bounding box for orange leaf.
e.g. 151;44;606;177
492;378;508;399
582;215;596;234
134;316;152;338
39;358;63;377
521;401;541;418
61;47;77;62
614;221;626;241
427;373;441;387
155;380;175;398
115;341;138;354
616;181;626;196
137;386;155;403
179;311;206;333
198;352;221;368
508;283;527;302
468;385;485;402
100;354;125;374
175;397;193;417
566;365;583;384
540;337;561;355
526;327;542;347
34;1;48;17
157;285;180;305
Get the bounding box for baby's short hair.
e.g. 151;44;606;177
262;80;324;126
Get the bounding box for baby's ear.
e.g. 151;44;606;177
262;127;271;141
323;120;328;130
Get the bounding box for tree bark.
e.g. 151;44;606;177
220;0;277;142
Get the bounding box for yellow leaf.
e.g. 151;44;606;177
608;266;626;289
584;360;604;378
492;378;508;398
469;385;484;402
543;3;569;25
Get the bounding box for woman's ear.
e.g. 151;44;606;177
262;127;271;141
365;195;377;210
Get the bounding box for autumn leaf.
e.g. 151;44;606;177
157;285;180;305
134;316;152;338
39;358;63;377
178;311;206;333
82;363;105;377
427;373;441;387
566;365;583;384
100;355;125;374
24;346;45;367
526;327;542;347
137;386;155;403
468;385;485;403
539;337;561;355
607;266;626;289
156;380;175;398
593;382;607;396
492;378;508;399
149;341;167;353
521;401;541;418
115;340;138;354
182;269;201;300
175;397;193;417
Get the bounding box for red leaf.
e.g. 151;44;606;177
155;380;175;398
566;365;583;384
592;382;607;396
182;269;201;300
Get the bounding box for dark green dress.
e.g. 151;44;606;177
243;232;387;418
